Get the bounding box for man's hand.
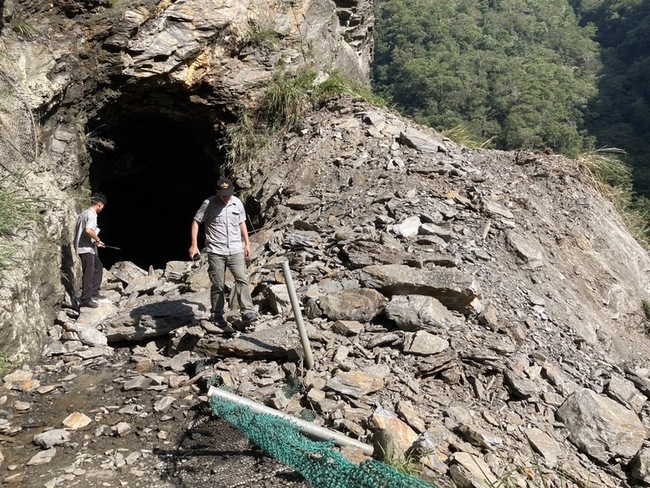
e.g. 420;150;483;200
189;245;200;260
240;221;251;258
96;240;105;248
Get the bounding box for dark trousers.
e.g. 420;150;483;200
79;252;103;302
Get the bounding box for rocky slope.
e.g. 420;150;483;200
2;0;650;487
2;96;650;487
0;0;374;360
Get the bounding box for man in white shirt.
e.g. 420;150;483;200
189;178;257;328
74;193;107;308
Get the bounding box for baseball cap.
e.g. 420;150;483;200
216;178;234;196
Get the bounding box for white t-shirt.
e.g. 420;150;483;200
74;208;99;255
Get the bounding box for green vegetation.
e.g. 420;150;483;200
0;76;39;275
261;68;383;130
380;449;427;479
475;439;579;488
223;112;270;169
0;174;36;237
242;21;282;50
486;465;564;488
262;69;316;130
577;147;650;246
372;0;650;230
569;0;650;198
315;70;385;106
0;353;16;377
372;0;600;156
0;173;38;270
281;373;303;398
223;67;383;165
577;147;630;188
383;444;582;487
10;18;39;40
443;125;494;149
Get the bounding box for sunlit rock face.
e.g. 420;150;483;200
0;0;374;360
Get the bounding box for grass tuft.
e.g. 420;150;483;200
0;172;39;271
243;21;282;50
222;66;384;166
262;69;315;130
443;125;494;148
315;70;386;106
577;147;650;247
473;442;577;488
378;443;429;479
222;112;270;169
11;19;39;40
0;174;36;237
382;452;425;478
577;147;630;187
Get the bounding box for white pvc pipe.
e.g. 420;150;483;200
281;261;314;369
208;385;374;455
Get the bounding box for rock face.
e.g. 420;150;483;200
2;1;650;487
0;0;373;360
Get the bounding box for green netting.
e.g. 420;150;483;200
282;374;303;397
299;409;317;422
209;393;437;488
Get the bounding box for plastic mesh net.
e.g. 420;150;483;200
209;393;437;488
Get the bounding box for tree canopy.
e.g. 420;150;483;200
571;0;650;195
372;0;601;156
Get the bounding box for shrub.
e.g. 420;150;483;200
223;66;384;165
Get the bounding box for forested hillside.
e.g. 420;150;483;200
571;0;650;195
372;0;650;196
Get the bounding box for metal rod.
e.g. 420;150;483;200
281;261;314;370
208;386;374;455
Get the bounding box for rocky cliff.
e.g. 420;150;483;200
2;0;650;486
0;0;373;359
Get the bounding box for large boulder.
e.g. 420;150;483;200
557;388;645;462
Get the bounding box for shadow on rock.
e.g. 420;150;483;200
103;298;208;343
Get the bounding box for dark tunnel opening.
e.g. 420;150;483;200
87;88;229;271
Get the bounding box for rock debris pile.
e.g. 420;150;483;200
3;96;650;487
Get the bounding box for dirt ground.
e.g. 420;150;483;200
0;347;310;488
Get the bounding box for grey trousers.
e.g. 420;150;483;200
207;252;254;315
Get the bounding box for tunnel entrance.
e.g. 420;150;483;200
87;87;228;271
